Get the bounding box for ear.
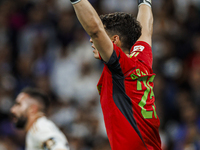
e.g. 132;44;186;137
28;104;39;115
111;35;121;47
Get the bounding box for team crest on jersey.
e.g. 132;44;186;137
132;45;144;52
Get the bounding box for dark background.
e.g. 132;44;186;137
0;0;199;149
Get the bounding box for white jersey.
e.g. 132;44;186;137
26;116;69;150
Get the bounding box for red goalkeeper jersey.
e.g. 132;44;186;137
97;41;162;150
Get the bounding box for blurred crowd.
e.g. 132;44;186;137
0;0;199;149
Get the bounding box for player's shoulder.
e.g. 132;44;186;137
130;41;153;68
36;116;51;126
130;41;151;54
30;116;57;134
27;117;69;150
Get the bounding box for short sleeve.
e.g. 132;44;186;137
32;119;69;150
130;41;153;68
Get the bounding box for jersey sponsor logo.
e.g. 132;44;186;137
130;45;144;58
132;45;144;52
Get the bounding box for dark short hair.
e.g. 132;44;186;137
100;12;142;51
21;87;50;113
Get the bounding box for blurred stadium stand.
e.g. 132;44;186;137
0;0;199;149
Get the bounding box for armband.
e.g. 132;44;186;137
138;0;152;7
70;0;81;5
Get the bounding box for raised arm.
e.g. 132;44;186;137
70;0;113;62
137;0;153;46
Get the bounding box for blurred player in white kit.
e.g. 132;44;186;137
10;87;70;150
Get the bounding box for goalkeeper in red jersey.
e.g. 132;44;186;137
69;0;162;149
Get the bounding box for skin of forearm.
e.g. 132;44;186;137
72;0;104;38
72;0;113;62
137;4;153;36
